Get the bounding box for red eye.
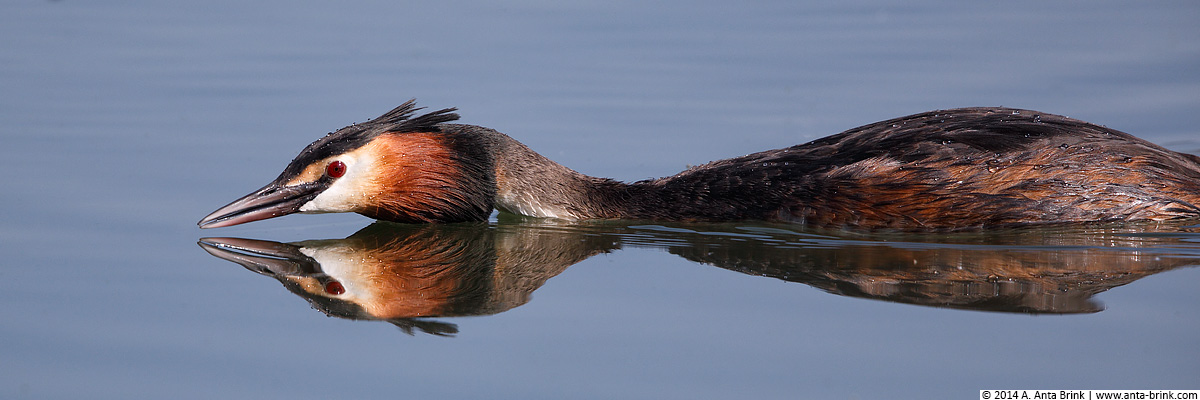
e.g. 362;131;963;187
325;160;346;178
324;281;345;295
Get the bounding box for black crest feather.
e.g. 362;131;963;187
275;100;461;181
372;99;461;133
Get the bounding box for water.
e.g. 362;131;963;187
2;1;1199;398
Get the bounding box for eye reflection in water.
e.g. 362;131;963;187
199;218;1200;336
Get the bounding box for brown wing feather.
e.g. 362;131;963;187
637;107;1200;229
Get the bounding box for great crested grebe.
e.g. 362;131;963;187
198;100;1200;230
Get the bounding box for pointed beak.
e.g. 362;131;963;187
197;237;316;276
198;181;324;228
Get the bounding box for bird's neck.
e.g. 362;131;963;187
488;133;637;220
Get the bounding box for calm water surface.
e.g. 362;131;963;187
2;1;1198;399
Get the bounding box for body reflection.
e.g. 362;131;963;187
200;219;1200;335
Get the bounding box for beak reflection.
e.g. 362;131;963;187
198;237;316;277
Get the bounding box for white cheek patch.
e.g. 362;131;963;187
300;179;357;213
298;154;375;214
299;246;370;301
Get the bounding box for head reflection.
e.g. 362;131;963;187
200;220;1199;335
200;222;617;336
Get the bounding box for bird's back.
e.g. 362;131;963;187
634;107;1200;229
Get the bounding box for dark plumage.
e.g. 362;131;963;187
602;108;1200;229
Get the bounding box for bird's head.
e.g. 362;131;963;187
198;100;495;228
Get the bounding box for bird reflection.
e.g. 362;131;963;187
199;219;1200;335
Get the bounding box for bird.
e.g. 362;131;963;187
198;100;1200;231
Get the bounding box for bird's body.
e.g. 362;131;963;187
199;102;1200;231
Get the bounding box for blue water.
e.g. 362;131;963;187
2;1;1198;398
